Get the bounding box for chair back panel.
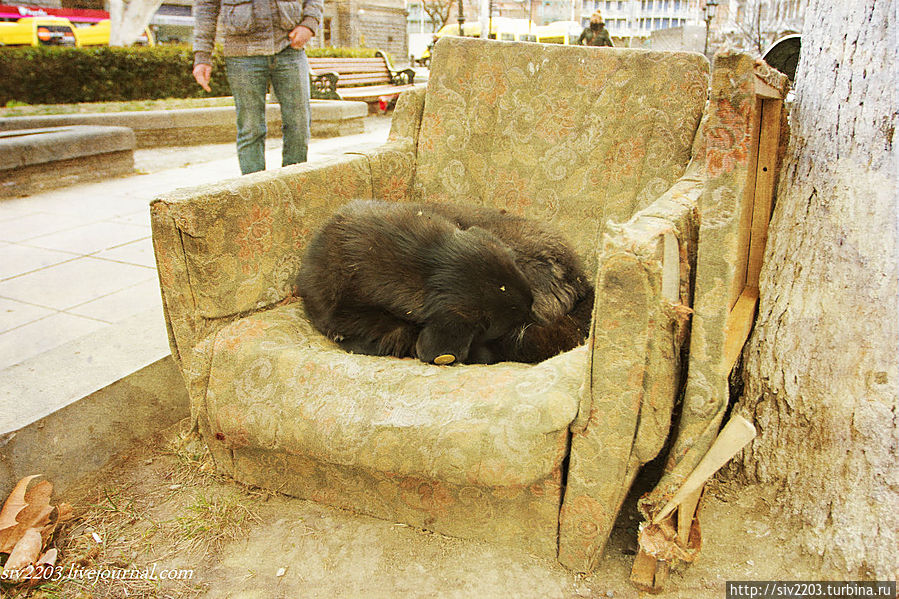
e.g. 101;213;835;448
413;37;709;269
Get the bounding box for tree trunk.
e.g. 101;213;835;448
736;0;898;578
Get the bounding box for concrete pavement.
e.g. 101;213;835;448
0;113;392;434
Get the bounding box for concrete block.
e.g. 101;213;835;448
0;99;369;149
0;126;135;197
0;308;188;496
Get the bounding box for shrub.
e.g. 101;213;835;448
0;45;227;105
0;45;380;105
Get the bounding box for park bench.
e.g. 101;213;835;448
308;51;418;105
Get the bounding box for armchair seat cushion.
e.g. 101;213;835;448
204;301;587;488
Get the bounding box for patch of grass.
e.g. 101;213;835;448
0;96;236;118
2;425;275;598
174;492;261;555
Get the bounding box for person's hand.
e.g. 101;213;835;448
193;63;212;92
289;25;313;49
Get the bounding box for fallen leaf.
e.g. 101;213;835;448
0;480;55;553
4;528;43;571
36;547;58;567
0;475;42;533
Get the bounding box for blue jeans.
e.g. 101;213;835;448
225;46;311;175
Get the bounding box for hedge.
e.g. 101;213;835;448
0;45;382;106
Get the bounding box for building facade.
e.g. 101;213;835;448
316;0;408;59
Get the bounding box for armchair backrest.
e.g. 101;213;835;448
413;37;710;268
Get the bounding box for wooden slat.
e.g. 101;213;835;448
337;73;392;85
729;96;763;311
746;98;783;289
310;64;390;74
677;486;703;544
308;57;384;66
722;286;759;373
630;548;669;592
338;84;415;102
654;415;757;524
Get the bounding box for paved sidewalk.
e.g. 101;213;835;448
0;114;393;371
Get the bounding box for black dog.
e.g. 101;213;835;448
297;200;593;364
297;200;541;364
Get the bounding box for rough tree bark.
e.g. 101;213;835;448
736;0;898;578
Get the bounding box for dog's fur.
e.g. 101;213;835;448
297;200;538;364
296;199;593;364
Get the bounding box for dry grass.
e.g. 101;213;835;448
1;421;268;599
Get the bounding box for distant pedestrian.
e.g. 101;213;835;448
192;0;323;174
577;11;614;47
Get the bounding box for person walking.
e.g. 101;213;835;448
577;11;614;47
192;0;323;174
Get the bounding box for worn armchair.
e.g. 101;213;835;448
151;38;785;573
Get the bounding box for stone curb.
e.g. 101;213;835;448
0;99;369;148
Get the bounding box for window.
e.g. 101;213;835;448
322;17;332;46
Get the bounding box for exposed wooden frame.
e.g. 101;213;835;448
630;69;784;593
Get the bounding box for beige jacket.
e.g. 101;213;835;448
193;0;322;66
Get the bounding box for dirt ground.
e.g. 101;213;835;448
4;421;835;599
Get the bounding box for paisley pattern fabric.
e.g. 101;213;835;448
227;447;566;557
149;39;771;573
558;174;700;571
413;38;709;271
204;300;584;487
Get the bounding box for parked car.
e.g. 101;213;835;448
416;18;537;66
0;16;77;46
0;16;154;47
536;20;582;45
74;19;154;47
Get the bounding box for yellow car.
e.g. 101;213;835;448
74;19;154;47
0;16;77;46
536;20;583;45
417;18;536;66
0;16;153;47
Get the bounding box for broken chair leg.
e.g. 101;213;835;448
631;414;758;593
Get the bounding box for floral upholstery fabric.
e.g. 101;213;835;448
227;447;566;557
204;300;585;487
150;39;771;575
413;37;709;270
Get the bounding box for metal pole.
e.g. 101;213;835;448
703;12;710;55
457;0;465;34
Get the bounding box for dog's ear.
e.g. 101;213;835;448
415;321;476;365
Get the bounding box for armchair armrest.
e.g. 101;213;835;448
346;85;426;203
557;168;702;572
150;154;374;368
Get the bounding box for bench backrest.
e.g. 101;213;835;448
412;37;709;269
307;57;392;88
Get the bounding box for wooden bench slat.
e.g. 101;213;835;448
337;74;392;85
308;52;418;103
310;66;391;77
